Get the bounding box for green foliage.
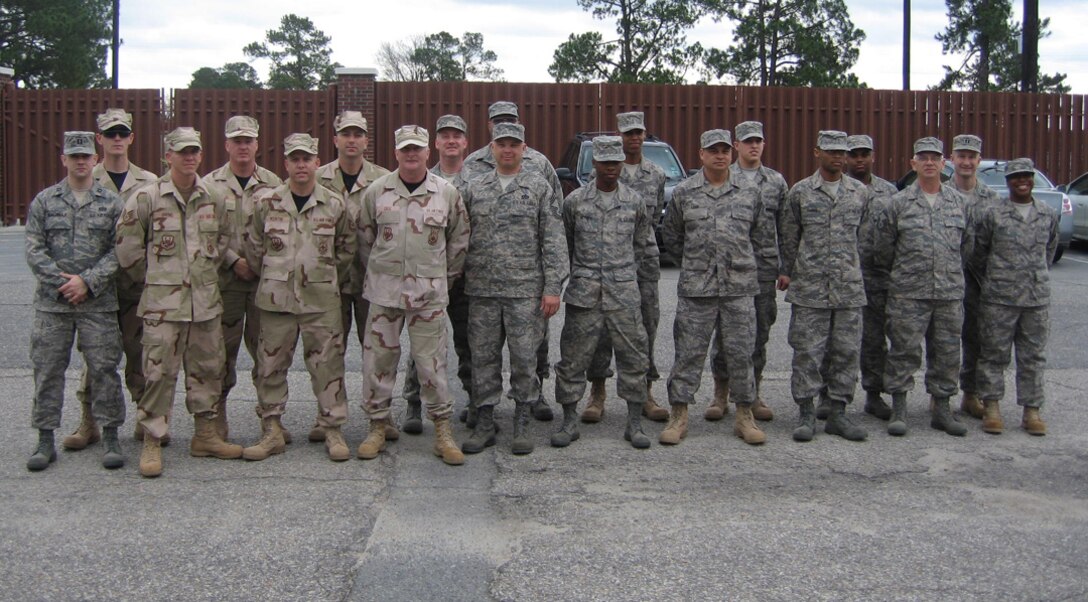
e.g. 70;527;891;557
188;63;262;89
0;0;112;88
243;14;342;90
934;0;1068;93
376;32;503;82
700;0;866;88
549;0;704;84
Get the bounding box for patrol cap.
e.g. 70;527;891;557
1004;157;1035;178
436;114;467;133
96;108;132;132
735;121;764;141
225;115;259;138
283;133;318;156
488;101;519;120
491;122;525;142
817;130;849;151
617;111;646;133
395;125;429;150
952;134;982;153
592;136;625;162
334;111;368;133
913;136;944;155
164;127;202;152
846;135;874;151
700;129;732;148
63;131;96;156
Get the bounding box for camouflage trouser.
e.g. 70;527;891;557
220;287;259;402
555;304;648;406
959;273;982;394
883;297;962;398
257;308;347;426
361;304;452;421
711;280;777;386
340;290;371;350
588;280;660;381
470;296;545;408
76;292;144;405
31;310;123;430
138;317;225;439
861;287;889;393
787;305;862;403
976;302;1048;408
667;295;755;406
404;278;472;402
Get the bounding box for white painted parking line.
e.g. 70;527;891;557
1062;255;1088;264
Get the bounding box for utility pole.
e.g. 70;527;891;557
111;0;120;88
902;0;910;90
1021;0;1038;92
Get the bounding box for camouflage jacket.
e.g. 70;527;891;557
92;162;157;301
316;159;391;295
955;180;1001;282
661;169;769;298
780;172;870;309
26;179;123;313
430;163;467;193
969;198;1059;307
115;175;230;322
858;175;900;291
204;163;282;293
358;170;469;310
246;183;355;315
462;145;562;210
562;183;655;310
730;162;788;282
873;183;967;301
462;169;569;298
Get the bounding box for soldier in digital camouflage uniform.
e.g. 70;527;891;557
242;134;355;462
552;136;655;449
873;137;969;437
581;112;668;425
844;134;900;422
203;115;284;445
25;131;125;472
355;125;470;466
970;158;1059;436
780;130;871;442
310;111;391;443
115;127;242;477
659;129;772;447
401;114;473;436
461;101;559;424
948;134;1002;420
705;120;788;424
65;109;157;452
461;123;568;456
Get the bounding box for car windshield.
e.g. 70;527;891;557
578;143;686;185
977;165;1054;189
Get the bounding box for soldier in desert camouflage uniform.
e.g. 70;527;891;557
242;134;355;462
25;131;125;472
355;125;470;466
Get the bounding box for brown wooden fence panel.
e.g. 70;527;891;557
2;89;161;224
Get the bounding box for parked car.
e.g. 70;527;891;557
896;159;1073;262
555;132;688;263
1056;172;1088;243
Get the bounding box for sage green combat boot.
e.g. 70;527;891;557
461;405;496;454
403;400;423;435
792;398;816;442
26;430;56;472
824;401;868;441
101;427;124;469
550;403;580;448
624;402;651;449
930;396;967;436
888;392;908;436
511;403;534;455
531;394;554;422
863;390;892;420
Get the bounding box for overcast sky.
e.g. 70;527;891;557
114;0;1085;94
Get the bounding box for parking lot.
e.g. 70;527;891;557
0;225;1086;601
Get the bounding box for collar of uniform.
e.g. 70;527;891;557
695;169;738;193
388;170;438;197
161;175;208;204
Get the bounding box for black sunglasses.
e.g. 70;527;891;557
103;129;132;139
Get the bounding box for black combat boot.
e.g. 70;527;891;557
824;400;868;441
26;429;56;472
550;403;580;448
623;402;651;449
461;405;496;454
403;400;423;435
792;398;816;442
815;394;831;420
511;403;534;455
863;390;892;420
888;392;908;436
101;427;124;469
930;396;967;436
531;394;554;421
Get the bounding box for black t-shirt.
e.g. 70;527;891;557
291;192;310;213
341;170;360;192
235;174;251;190
401;176;424;193
107;171;127;192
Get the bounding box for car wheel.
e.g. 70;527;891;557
1053;245;1064;263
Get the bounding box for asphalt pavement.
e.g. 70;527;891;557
1;225;1086;601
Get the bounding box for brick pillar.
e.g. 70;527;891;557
335;67;378;162
0;67;13;225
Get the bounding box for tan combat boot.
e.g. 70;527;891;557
1022;407;1046;436
733;403;767;445
307;420;325;442
62;402;101;450
139;435;162;478
357;419;388;460
751;377;774;421
642;383;669;422
242;416;286;461
190;415;243;459
433;417;465;466
981;400;1004;434
960;391;984;419
212;399;229;441
704;377;730;421
323;426;350;461
133;410;171;446
580;379;606;423
659;404;689;445
384;421;400;442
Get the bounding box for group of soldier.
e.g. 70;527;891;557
24;100;1057;477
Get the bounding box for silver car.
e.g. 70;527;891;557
1057;172;1088;243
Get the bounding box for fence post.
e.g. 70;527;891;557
334;67;378;162
0;66;13;225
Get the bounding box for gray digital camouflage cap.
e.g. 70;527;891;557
1005;157;1035;177
617;111;646;133
846;135;874;151
164;127;202;151
334;111;368;132
913;137;944;155
395;125;429;149
592;136;625;162
436;114;467;133
700;129;732;148
283;133;319;155
96;108;132;132
952;134;982;153
225;115;259;138
63;131;96;155
817;130;849;151
735;121;764;141
488;101;519;120
491;122;525;142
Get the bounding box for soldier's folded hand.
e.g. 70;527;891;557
58;272;89;305
540;295;560;318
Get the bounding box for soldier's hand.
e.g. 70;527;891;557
232;258;257;281
58;272;89;305
540;295;561;319
776;275;790;291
